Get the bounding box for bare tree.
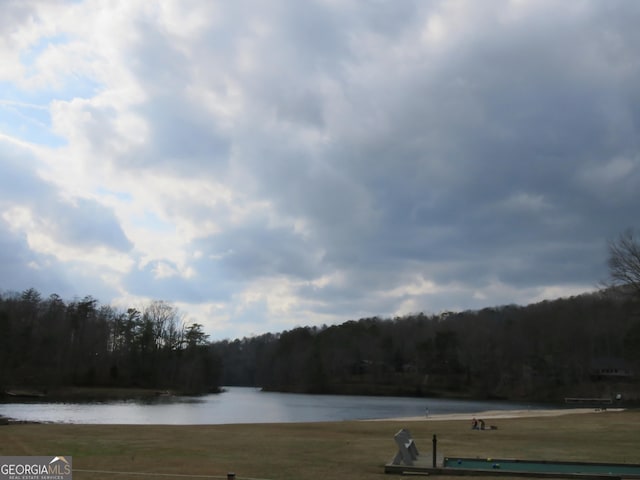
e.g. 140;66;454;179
608;229;640;297
143;300;183;351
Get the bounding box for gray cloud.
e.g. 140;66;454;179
203;220;322;281
43;197;132;251
129;0;639;317
0;224;71;296
0;141;131;295
123;259;220;304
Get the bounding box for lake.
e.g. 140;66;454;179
0;386;549;424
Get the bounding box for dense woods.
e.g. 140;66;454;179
216;288;640;402
2;286;639;403
0;289;221;396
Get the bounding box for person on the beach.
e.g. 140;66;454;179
479;419;486;430
471;418;478;429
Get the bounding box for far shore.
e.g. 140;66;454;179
1;385;224;402
366;407;625;422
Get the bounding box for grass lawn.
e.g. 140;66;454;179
1;410;639;480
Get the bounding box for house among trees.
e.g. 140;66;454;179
590;357;634;381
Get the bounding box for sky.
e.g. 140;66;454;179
1;0;639;340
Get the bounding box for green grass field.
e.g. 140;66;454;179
1;410;639;479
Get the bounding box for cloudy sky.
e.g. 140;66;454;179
1;0;639;340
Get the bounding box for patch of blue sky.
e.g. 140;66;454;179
133;211;176;235
95;187;134;203
20;33;71;68
18;33;103;102
1;65;102;148
0;96;67;147
56;69;103;100
12;74;102;105
3;83;54;106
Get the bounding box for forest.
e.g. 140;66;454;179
0;289;221;396
215;288;640;402
1;286;639;402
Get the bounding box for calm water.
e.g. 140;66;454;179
0;386;548;424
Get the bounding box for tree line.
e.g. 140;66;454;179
215;288;640;401
3;285;637;401
0;290;221;395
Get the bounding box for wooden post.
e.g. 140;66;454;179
432;434;437;468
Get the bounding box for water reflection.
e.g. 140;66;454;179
0;386;549;424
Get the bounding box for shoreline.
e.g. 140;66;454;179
366;407;625;422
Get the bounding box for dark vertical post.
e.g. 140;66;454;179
432;434;437;468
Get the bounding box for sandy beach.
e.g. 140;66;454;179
367;407;624;422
